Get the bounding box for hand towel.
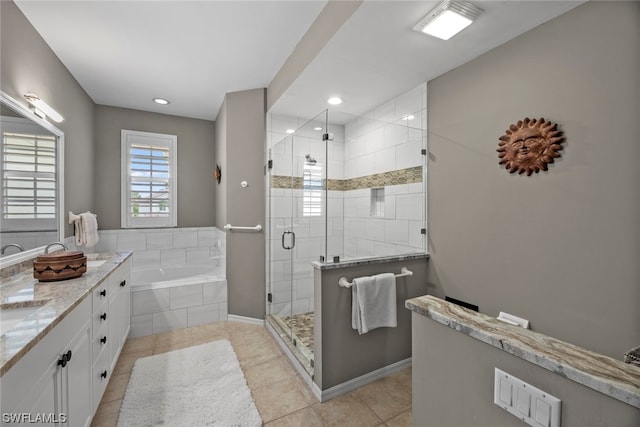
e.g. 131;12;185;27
351;273;397;335
74;211;99;247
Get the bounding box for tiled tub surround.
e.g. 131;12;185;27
405;295;640;409
129;266;227;337
0;252;131;376
68;227;228;337
72;226;226;272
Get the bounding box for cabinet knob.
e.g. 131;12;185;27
57;350;72;367
100;313;107;321
101;370;108;379
100;336;107;344
57;356;67;368
99;289;107;297
120;280;126;287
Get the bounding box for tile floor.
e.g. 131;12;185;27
91;321;412;427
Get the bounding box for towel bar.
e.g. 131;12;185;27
223;224;262;232
338;267;413;288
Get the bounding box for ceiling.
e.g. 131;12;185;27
16;0;585;123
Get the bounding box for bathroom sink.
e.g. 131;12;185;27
0;306;40;335
87;259;108;268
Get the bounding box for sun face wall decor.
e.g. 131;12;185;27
497;117;565;175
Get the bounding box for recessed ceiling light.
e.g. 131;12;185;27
413;0;483;41
153;98;170;105
286;129;295;134
327;97;342;105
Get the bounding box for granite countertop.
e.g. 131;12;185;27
0;252;131;376
312;253;429;271
406;295;640;409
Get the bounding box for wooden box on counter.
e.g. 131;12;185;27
33;251;87;282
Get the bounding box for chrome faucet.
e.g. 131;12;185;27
44;242;68;254
1;243;25;255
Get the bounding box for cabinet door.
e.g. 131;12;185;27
65;319;92;427
7;360;61;426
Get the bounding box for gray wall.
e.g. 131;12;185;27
426;0;639;378
215;88;266;319
94;105;215;230
412;313;640;426
1;0;95;239
315;256;428;390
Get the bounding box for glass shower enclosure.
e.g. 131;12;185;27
266;84;428;378
266;111;328;375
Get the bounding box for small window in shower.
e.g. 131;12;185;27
371;187;384;217
303;159;322;217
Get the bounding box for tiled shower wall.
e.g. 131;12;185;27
342;83;427;258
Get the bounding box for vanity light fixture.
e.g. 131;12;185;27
23;93;64;123
327;97;343;105
413;0;483;41
153;97;170;105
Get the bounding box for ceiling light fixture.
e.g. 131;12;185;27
23;93;64;122
327;97;342;105
413;0;483;41
153;98;170;105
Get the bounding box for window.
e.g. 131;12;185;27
121;130;177;228
371;187;385;217
303;161;323;217
2;131;57;228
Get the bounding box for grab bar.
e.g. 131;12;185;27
338;267;413;288
223;224;263;232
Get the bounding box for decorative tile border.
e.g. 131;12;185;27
271;166;423;191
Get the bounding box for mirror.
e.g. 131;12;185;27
0;91;64;267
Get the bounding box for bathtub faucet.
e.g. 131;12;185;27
44;242;68;254
1;243;25;255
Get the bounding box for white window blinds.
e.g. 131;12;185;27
2;132;56;219
121;130;177;228
303;162;323;217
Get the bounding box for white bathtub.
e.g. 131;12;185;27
131;264;225;291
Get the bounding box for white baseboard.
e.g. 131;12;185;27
227;314;264;325
318;357;412;402
265;318;412;403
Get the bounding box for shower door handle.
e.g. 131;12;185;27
282;231;295;250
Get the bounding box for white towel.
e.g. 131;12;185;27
351;273;397;335
74;211;99;247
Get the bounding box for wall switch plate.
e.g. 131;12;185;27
494;368;561;427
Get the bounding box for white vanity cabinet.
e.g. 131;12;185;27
1;254;132;426
0;298;92;427
91;257;131;411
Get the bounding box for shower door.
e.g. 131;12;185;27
267;110;328;373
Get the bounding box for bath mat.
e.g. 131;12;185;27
118;340;262;426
